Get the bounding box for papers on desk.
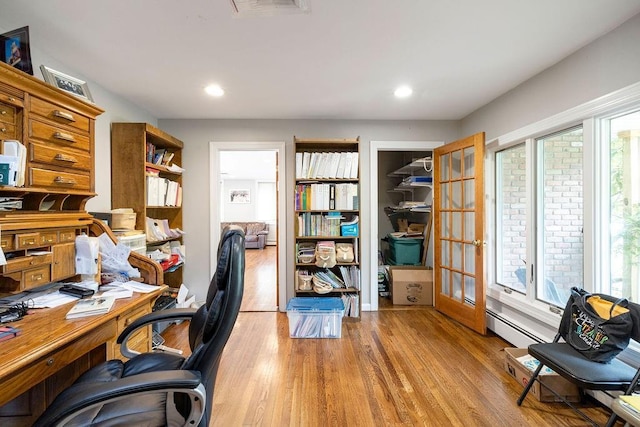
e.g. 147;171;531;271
101;280;161;294
66;296;116;319
120;280;161;293
31;291;79;308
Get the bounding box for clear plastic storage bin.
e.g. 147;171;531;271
286;297;345;338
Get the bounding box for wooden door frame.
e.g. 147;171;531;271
369;140;444;311
209;142;287;311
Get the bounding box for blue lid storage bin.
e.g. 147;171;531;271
286;297;345;338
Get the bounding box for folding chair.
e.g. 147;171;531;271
517;290;640;427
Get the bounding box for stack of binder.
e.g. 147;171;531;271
295;151;359;179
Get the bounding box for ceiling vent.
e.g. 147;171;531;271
230;0;310;16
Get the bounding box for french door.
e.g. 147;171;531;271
433;133;486;334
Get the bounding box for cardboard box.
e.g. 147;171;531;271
504;347;580;402
390;266;433;305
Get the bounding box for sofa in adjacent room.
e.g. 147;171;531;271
221;222;268;249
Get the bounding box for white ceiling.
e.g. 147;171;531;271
1;0;640;120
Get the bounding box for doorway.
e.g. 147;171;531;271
369;141;443;311
209;142;287;312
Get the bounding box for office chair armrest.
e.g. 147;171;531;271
118;308;198;358
34;370;205;427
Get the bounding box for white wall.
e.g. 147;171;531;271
157;119;459;304
221;179;256;222
462;13;640;141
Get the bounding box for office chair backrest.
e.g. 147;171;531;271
183;225;245;424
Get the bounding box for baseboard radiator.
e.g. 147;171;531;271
486;309;544;348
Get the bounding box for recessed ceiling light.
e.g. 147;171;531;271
394;86;413;98
205;84;224;97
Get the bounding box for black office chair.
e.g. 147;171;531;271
517;289;640;427
34;225;245;427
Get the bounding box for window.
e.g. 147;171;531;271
536;127;584;306
605;110;640;300
494;126;584;307
496;143;527;293
256;181;276;221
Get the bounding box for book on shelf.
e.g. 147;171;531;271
65;296;116;319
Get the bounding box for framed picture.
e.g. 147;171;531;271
229;189;250;204
1;26;33;75
40;65;94;102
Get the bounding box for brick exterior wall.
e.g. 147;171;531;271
498;130;583;301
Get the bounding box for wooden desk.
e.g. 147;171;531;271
0;287;164;426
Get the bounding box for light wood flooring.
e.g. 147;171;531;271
241;246;278;312
163;305;617;426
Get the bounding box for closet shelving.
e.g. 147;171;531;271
387;156;433;213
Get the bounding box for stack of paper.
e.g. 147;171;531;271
66;296;116;319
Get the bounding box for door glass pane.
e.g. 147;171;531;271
464;276;475;303
441;239;450;266
452;271;462;301
451;150;462;179
464;147;475;177
608;110;640;300
452;181;462;209
452;212;462;240
464;179;475;208
441;268;450;294
538;126;583;306
464;212;474;241
441;182;449;209
495;144;527;293
441;211;450;238
465;243;475;273
440;153;450;180
452;242;462;270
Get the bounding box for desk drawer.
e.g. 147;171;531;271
0;102;16;125
30;143;92;172
29;120;90;152
0;85;24;107
59;228;78;243
40;231;58;245
0;121;16;140
30;167;91;191
30;97;90;132
24;265;51;288
117;304;152;356
2;253;52;274
0;321;116;407
16;232;41;249
1;234;14;251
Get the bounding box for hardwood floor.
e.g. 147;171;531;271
162;305;617;426
241;246;278;312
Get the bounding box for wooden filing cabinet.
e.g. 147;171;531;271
0;60;103;294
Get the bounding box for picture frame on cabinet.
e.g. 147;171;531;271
0;26;33;75
229;189;250;204
40;65;94;102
